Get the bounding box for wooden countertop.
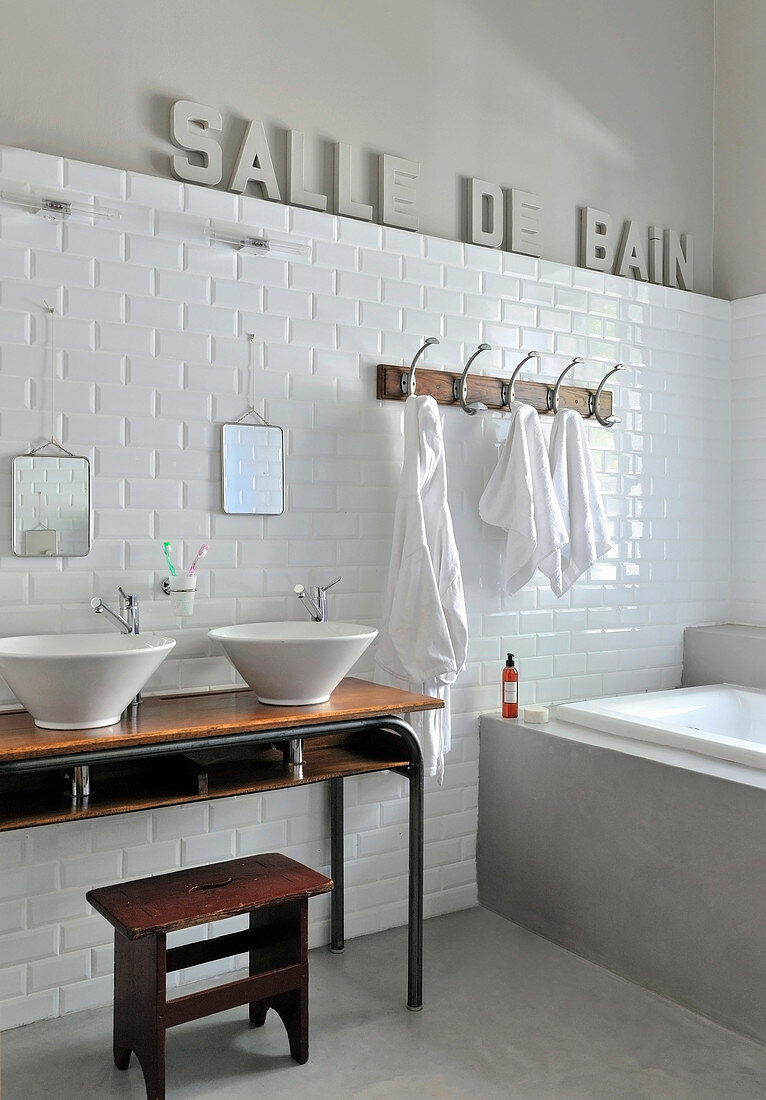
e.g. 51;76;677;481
0;678;442;764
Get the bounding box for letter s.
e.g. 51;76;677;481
170;100;223;186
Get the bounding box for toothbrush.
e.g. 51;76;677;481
163;541;177;577
187;544;208;576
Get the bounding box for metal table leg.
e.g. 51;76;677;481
329;776;344;953
406;745;424;1010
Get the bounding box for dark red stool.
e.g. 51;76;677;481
87;852;332;1100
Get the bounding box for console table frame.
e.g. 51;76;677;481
0;678;440;1011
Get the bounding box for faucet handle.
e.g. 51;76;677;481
318;576;342;594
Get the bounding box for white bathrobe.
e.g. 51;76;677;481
375;396;468;781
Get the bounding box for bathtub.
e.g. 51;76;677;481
556;683;766;773
478;687;766;1043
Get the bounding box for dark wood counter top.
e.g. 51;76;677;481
0;678;441;764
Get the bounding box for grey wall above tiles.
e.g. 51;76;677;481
0;0;716;291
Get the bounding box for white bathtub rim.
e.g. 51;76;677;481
555;682;766;773
480;711;766;793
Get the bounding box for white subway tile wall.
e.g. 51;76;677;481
0;147;732;1028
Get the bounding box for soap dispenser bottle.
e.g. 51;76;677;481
502;653;519;719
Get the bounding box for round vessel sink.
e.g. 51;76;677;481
0;633;176;729
209;621;378;705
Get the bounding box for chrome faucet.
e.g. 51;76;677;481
91;588;140;635
294;576;341;623
90;588;141;711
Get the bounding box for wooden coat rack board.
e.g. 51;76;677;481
376;364;613;420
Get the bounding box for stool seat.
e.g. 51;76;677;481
87;852;332;938
87;853;332;1100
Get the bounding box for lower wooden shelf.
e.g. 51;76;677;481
0;731;411;832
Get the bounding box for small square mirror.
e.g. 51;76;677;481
221;422;284;515
12;454;92;556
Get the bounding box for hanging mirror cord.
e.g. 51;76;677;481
30;303;75;457
232;332;271;426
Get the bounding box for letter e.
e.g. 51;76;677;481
379;154;419;231
508;189;541;257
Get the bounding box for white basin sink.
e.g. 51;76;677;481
0;633;176;729
209;621;378;705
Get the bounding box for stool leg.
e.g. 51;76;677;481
249;1000;269;1028
247;900;310;1063
274;898;309;1064
113;931;167;1100
248;908;270;1027
270;979;309;1064
247;902;298;1027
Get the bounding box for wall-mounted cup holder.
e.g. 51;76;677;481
161;574;197;616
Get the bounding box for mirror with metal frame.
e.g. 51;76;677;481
12;454;92;556
221;422;284;515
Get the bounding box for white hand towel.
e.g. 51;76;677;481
375;396;468;782
548;408;612;596
479;401;568;595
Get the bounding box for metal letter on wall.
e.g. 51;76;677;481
648;226;663;284
615;219;648;281
170;100;223;186
287;130;328;211
333;142;374;221
508;189;542;257
664;229;693;292
579;206;615;272
229;121;282;200
379;154;419;231
467;179;504;248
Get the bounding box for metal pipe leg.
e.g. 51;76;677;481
68;764;91;804
407;755;424;1010
287;737;304;778
329;777;344;952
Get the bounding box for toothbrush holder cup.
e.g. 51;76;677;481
162;574;197;616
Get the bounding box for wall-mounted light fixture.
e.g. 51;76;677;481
0;190;120;223
207;225;310;257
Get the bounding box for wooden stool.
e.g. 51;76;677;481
86;852;332;1100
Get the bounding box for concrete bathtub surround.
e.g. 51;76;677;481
477;710;766;1044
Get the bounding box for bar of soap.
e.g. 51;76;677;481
523;705;549;724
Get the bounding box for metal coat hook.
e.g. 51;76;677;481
401;337;440;396
501;350;540;408
548;356;585;414
590;363;627;426
454;343;492;415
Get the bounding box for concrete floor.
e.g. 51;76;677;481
2;907;766;1099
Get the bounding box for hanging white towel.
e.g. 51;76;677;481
478;401;568;595
548;408;612;596
374;396;468;782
